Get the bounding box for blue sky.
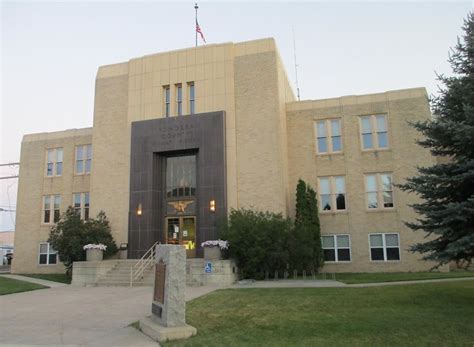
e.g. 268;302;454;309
1;1;472;231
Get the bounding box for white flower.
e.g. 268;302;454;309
83;243;107;251
201;239;229;250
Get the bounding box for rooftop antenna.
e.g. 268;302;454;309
292;26;301;101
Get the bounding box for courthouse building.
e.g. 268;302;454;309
12;37;442;274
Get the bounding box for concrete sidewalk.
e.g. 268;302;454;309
0;284;218;346
231;280;346;288
346;276;474;287
230;276;474;289
2;276;471;346
1;274;68;288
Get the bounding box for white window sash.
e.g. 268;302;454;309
369;233;400;261
322;234;351;262
45;148;63;177
319;176;347;212
75;145;92;174
365;173;394;210
360;115;389;150
315;119;343;154
38;242;57;265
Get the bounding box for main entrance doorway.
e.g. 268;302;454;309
165;216;196;257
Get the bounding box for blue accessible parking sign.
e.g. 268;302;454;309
204;262;212;273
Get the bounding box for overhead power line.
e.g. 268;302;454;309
0;176;19;180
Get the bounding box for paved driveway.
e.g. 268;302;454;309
0;284;218;346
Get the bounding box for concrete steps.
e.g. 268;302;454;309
75;258;237;287
95;260;155;287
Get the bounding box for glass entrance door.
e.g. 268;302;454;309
166;216;196;257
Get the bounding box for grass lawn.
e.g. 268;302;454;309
165;281;474;346
335;271;474;284
0;276;48;295
18;273;71;284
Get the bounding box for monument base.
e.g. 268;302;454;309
139;317;197;342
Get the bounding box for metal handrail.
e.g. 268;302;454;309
130;241;159;286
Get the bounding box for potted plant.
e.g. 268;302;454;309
201;239;229;260
83;243;107;261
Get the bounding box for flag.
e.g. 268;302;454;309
196;20;206;43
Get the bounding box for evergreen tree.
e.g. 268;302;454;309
289;179;324;272
399;13;474;268
307;185;323;269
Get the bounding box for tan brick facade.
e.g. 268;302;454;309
12;38;445;274
12;129;92;273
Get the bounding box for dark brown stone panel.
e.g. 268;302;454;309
128;111;227;258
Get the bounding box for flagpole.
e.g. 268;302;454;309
194;3;198;47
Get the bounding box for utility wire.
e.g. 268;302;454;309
0;176;19;180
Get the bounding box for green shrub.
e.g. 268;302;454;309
220;209;292;280
48;207;118;275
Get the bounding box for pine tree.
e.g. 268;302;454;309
399;13;474;268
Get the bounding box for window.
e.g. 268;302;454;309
322;235;351;262
73;192;90;220
43;195;61;224
318;176;346;211
39;242;57;265
315;119;342;154
166;155;196;198
45;148;63;177
360;114;389;150
176;84;183;116
75;145;92;174
365;173;394;209
188;82;195;115
164;85;170;117
369;233;400;261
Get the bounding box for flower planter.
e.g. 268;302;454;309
204;246;222;260
86;248;103;261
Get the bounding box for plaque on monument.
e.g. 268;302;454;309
139;244;196;342
154;259;166;304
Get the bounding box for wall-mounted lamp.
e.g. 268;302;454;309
209;199;216;213
137;203;142;216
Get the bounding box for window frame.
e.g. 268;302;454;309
358;114;390;151
73;192;90;220
163;85;170;117
176;83;183;116
317;176;347;213
75;144;92;175
38;242;58;265
321;234;352;263
364;173;395;210
42;194;61;224
188;82;195;115
45;148;63;177
314;118;343;155
165;155;197;198
368;233;401;262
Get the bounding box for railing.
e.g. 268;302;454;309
130;241;159;287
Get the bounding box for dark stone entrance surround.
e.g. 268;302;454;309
128;111;227;259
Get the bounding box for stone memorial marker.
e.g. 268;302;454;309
139;244;197;342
